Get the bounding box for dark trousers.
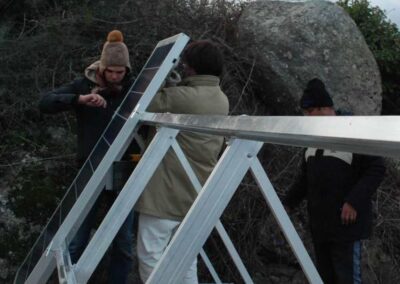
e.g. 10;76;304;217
69;191;134;284
313;240;362;284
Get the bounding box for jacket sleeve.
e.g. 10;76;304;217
283;155;308;209
39;80;81;114
345;155;386;212
146;88;169;113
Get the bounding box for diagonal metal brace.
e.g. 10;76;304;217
147;138;263;283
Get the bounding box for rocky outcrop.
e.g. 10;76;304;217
238;0;382;114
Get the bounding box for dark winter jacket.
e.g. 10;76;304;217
39;62;140;164
284;148;385;243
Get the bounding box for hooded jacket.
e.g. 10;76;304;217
135;75;229;220
39;61;139;164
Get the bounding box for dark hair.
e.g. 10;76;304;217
300;78;334;109
182;40;224;77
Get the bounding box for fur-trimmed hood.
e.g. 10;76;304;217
84;60;101;84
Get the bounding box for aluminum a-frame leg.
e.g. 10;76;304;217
171;139;253;283
72;127;224;283
147;138;323;284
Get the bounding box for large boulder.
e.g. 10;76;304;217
238;0;382;115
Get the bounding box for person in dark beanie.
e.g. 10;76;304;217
135;40;229;284
39;30;139;284
300;78;334;110
284;78;385;284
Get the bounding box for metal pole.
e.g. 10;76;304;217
74;128;179;283
171;140;254;283
250;158;323;284
147;139;263;283
19;33;189;284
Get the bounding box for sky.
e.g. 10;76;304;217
280;1;400;27
365;0;400;27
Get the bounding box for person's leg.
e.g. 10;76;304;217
68;202;99;263
313;241;335;284
352;241;362;283
108;210;135;284
182;256;198;284
169;222;198;284
331;240;362;284
137;214;179;282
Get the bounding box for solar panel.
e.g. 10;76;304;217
14;33;190;284
144;42;174;68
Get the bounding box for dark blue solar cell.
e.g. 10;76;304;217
15;35;187;284
29;232;47;273
14;254;31;283
89;138;110;170
144;43;174;68
130;68;158;93
119;91;143;118
46;210;61;241
103;116;126;145
59;187;78;226
75;161;93;195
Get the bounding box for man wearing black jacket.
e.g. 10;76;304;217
39;30;139;284
284;78;385;284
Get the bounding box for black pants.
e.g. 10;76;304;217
313;240;362;284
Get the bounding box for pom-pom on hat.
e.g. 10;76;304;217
300;78;333;109
99;30;131;73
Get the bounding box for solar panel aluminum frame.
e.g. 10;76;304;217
17;33;189;284
140;113;400;158
146;138;323;284
73;127;180;283
136;112;400;283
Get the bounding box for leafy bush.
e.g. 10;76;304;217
338;0;400;114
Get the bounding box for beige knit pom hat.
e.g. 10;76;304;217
99;30;131;73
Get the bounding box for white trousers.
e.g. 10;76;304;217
137;213;198;284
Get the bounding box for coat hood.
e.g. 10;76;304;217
84;61;101;84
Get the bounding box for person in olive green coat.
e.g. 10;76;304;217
135;40;229;283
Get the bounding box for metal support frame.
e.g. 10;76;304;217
54;243;76;284
16;33;243;284
15;33;191;284
16;109;400;284
141;113;400;158
171;139;253;283
250;158;321;282
146;138;322;283
199;250;223;284
23;110;143;284
75;127;252;283
15;35;400;284
75;127;179;282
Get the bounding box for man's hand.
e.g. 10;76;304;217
78;94;107;108
341;202;357;225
